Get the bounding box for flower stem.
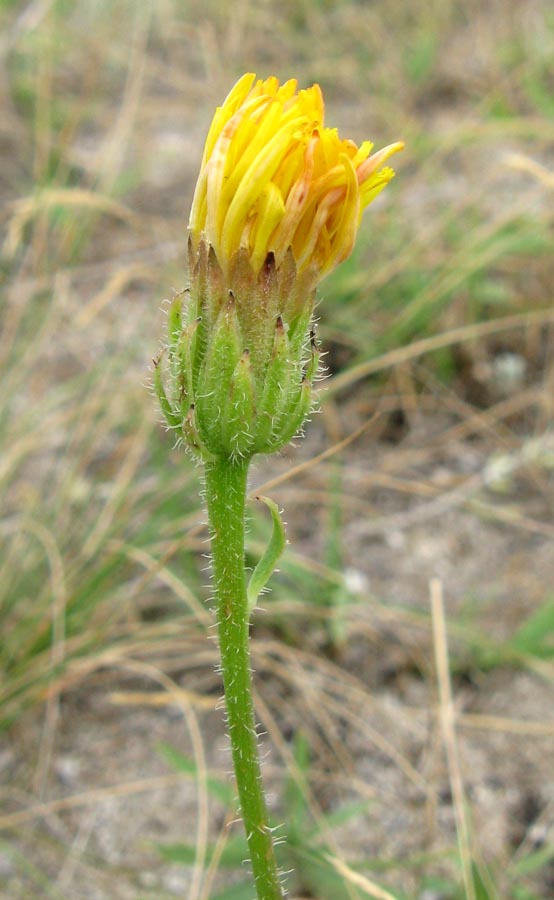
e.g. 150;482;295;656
204;456;284;900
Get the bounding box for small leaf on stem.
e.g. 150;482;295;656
247;495;286;611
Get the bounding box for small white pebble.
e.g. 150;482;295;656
343;567;369;594
384;529;405;550
492;352;526;393
54;756;81;785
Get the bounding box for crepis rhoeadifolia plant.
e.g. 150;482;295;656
154;73;403;900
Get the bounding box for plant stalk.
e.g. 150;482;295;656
203;456;283;900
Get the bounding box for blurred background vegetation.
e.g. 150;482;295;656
0;1;553;899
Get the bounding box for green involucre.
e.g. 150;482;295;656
155;268;319;462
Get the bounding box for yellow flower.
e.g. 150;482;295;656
189;73;403;281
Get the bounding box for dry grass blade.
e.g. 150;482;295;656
4;189;135;256
329;309;554;395
75;264;161;327
253;412;382;495
505;152;554;189
430;578;476;900
0;774;188;831
323;854;399;900
107;689;216;711
460;713;554;736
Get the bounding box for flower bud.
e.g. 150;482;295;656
155;74;403;461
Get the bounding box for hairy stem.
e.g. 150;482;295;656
204;456;284;900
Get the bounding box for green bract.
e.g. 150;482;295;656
154;239;319;461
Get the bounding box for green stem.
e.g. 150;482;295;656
203;456;284;900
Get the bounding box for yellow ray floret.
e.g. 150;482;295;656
189;74;404;280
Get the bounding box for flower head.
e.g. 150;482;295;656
156;75;403;462
189;73;403;282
